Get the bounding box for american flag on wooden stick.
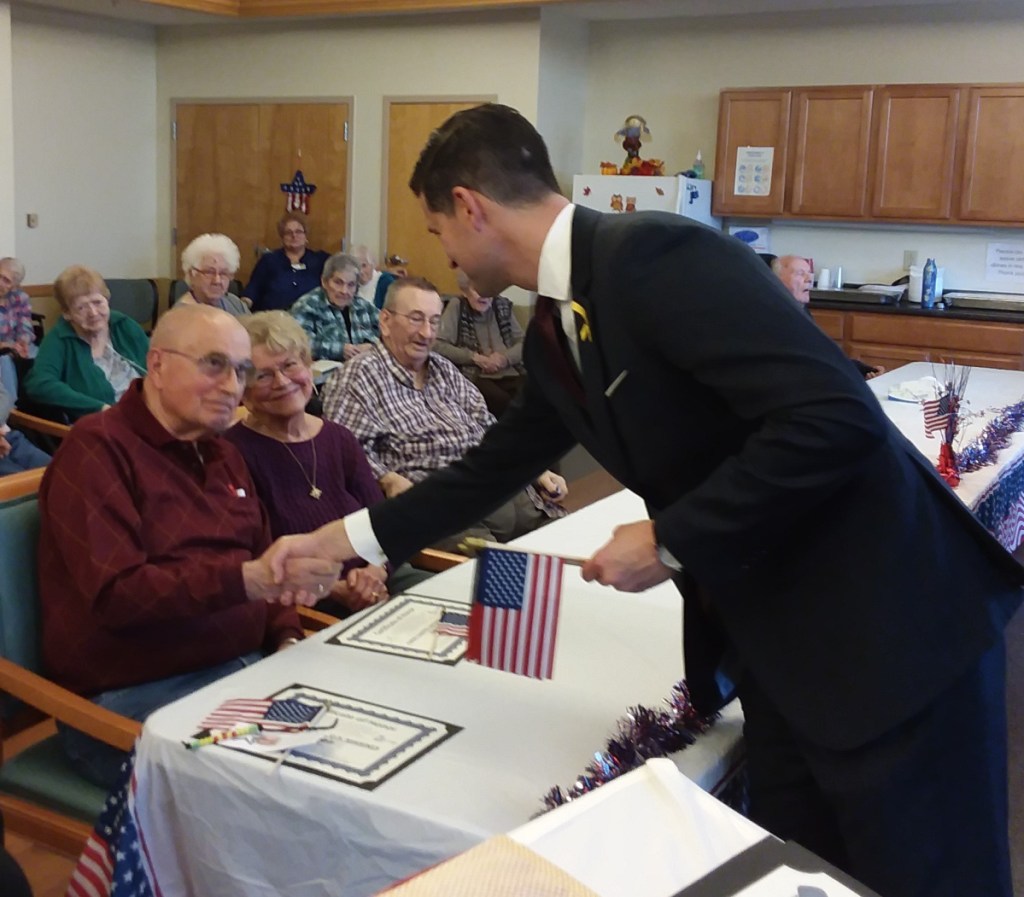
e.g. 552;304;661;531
436;609;470;639
467;548;564;680
199;697;323;732
922;391;952;438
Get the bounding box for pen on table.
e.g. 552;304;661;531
183;722;261;750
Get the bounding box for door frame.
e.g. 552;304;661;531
379;95;495;264
170;96;355;276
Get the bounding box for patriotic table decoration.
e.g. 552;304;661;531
921;364;970;487
467;547;564;680
199;696;324;733
436;609;470;639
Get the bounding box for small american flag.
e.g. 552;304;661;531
436;610;470;639
200;697;323;732
923;392;952;438
67;752;156;897
467;548;564;680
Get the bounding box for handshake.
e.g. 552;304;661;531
241;518;356;606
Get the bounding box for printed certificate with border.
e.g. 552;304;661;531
326;594;470;664
225;683;462;790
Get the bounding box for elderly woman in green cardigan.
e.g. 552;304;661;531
24;265;148;421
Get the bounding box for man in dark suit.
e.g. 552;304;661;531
268;104;1022;897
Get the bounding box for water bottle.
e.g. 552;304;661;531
921;258;937;308
692;150;705;180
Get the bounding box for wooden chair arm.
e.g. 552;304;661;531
297;605;340;633
410;548;468;573
0;467;45;500
8;409;71;440
0;657;140;752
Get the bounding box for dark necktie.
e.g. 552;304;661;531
534;295;585;404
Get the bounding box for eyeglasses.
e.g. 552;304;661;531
249;358;305;389
389;311;442;330
192;268;232;280
282;228;306;237
161;348;254;382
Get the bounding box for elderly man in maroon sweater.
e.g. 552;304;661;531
38;304;337;788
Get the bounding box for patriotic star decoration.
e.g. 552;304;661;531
281;169;318;214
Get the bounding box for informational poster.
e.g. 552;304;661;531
728;225;770;253
734;147;774;197
985;241;1024;282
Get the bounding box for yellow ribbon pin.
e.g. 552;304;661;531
571;301;592;341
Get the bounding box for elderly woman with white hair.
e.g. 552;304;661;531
177;233;249;317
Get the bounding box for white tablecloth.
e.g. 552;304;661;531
868;362;1024;547
134;490;744;897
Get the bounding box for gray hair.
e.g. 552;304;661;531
241;311;312;366
351;244;376;267
382;275;438;311
323;252;360;282
0;257;26;284
182;234;241;282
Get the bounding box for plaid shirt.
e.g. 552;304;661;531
290;287;379;361
0;289;35;346
321;340;494;481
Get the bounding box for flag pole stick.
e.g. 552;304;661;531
459;536;587;567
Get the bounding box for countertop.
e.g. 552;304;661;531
808;292;1024;324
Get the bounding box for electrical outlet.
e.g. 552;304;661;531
26;213;38;228
903;249;918;269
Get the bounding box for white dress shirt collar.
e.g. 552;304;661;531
537;203;575;303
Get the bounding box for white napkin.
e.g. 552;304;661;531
887;376;942;403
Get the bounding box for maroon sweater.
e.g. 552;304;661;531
38;382;302;696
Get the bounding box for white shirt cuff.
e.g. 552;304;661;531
345;507;388;566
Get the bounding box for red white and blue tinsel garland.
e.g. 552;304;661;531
956;399;1024;473
541;679;718;812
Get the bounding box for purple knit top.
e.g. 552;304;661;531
225;419;385;576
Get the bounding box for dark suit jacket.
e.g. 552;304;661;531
371;206;1023;751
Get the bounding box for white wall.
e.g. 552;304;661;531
0;3;15;255
11;5;157;282
585;6;1024;293
155;11;541;277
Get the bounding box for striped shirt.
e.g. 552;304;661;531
321;340;494;481
290;287;379;362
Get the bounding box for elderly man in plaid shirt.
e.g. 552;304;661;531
291;252;380;362
322;275;567;551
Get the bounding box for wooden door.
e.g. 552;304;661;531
384;100;484;296
871;85;961;220
788;87;874;218
174;101;350;285
959;85;1024;222
712;89;791;217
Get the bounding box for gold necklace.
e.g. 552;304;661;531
280;438;322;500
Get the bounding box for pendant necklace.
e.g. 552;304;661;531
281;438;322;499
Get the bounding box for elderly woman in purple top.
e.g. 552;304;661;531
225;311;427;616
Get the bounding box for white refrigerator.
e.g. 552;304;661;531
571;174;719;228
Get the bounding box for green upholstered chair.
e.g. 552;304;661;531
0;468;139;855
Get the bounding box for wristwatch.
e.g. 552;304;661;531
656;542;683;572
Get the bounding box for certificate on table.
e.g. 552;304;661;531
327;594;470;664
226;684;462;790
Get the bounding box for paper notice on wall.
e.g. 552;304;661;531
986;242;1024;282
734;146;774;197
729;225;770;253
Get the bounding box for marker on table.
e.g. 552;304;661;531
183;722;261;750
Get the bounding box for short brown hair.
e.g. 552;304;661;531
276;211;309;238
53;265;109;312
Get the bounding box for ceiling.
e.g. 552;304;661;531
7;0;1011;27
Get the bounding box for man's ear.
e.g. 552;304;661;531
451;187;488;231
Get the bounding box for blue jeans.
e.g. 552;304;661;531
0;429;51;475
59;652;263;789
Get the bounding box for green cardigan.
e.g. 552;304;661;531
24;311;149;418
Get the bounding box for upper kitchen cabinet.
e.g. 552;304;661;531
959;85;1024;223
713;89;791;216
788;87;874;218
870;85;962;220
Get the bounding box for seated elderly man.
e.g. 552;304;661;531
0;378;50;474
772;254;883;379
351;244;397;310
435;269;526;417
38;304;336;788
291;252;380;362
322;276;566;551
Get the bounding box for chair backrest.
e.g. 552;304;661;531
106;279;158;330
0;470;44;682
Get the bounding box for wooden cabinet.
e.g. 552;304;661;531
811;308;1024;371
713;89;790;216
870;85;962;220
788;87;874;218
959;85;1024;222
